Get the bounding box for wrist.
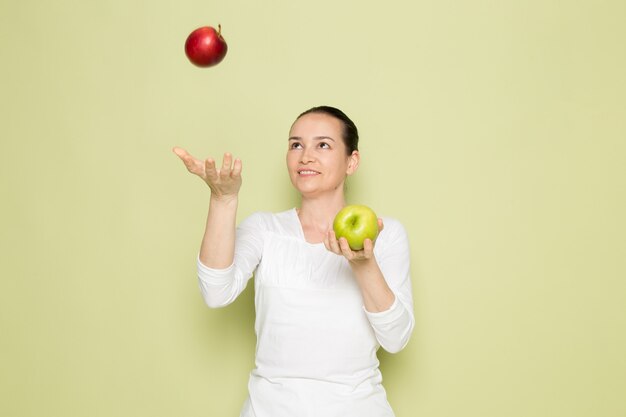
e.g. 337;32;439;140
209;193;238;207
349;255;378;272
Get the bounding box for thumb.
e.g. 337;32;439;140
172;146;187;158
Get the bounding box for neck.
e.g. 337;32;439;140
297;193;346;231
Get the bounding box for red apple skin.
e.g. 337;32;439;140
185;25;228;67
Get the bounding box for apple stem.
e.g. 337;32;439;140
218;24;222;35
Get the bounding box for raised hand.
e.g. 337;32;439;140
173;147;242;199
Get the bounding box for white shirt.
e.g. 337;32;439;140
197;208;414;417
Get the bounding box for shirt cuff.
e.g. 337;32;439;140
362;295;406;324
197;255;235;285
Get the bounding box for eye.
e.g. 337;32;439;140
290;142;302;149
319;142;331;149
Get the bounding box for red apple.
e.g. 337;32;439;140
184;25;228;67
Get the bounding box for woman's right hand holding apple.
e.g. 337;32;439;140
173;147;242;200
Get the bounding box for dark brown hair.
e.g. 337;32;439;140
295;106;359;155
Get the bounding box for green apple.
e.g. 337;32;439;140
333;205;379;251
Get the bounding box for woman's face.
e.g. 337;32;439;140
286;112;359;198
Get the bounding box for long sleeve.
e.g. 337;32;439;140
197;213;265;308
364;219;415;353
202;209;409;415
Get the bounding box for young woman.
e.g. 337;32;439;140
173;106;414;417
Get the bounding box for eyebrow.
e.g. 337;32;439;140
288;136;336;142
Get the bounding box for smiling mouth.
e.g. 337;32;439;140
298;169;320;176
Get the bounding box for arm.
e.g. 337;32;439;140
350;252;396;313
196;213;264;308
174;147;255;307
201;195;238;268
173;147;242;268
325;218;396;312
325;219;415;353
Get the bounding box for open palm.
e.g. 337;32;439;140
173;147;242;198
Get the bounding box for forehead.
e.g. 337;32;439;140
289;113;343;137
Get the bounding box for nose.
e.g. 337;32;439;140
300;147;315;164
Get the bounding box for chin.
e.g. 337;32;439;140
295;185;318;196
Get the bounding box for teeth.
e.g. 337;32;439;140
299;170;319;175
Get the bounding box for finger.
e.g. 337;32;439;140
378;218;384;233
221;153;233;177
172;146;188;158
362;238;375;258
327;230;341;254
180;153;204;175
205;158;218;182
232;158;243;178
338;238;355;260
323;231;332;252
173;147;196;165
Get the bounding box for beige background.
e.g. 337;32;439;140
1;0;625;416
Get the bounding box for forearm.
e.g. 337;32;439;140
342;219;414;352
352;257;414;353
350;258;396;313
199;195;238;268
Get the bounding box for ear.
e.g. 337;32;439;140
346;150;360;175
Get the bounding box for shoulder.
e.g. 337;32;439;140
239;211;272;228
379;217;408;239
374;216;411;262
376;216;410;249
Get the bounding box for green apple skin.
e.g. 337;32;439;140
333;205;379;251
